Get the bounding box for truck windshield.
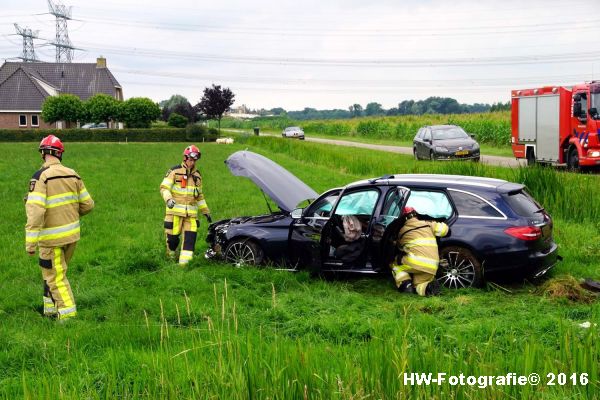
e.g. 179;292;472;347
592;94;600;119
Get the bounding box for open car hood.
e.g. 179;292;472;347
225;150;319;212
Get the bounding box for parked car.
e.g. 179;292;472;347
413;125;480;161
282;126;305;140
206;151;559;288
81;122;108;129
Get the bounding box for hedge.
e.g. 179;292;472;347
0;127;219;143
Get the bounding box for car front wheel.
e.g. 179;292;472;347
430;151;436;161
437;246;483;288
224;239;264;267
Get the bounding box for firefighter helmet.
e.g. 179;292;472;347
402;206;416;216
183;145;201;160
39;135;64;159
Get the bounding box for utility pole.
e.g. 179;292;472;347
13;23;40;62
47;0;74;62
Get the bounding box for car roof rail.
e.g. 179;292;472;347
368;174;395;184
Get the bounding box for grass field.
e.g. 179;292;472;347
1;139;599;399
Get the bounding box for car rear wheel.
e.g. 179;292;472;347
224;239;264;267
437;246;483;288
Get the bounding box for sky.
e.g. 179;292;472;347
1;0;600;111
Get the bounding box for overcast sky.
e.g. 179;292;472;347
2;0;599;111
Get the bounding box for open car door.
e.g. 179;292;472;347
318;186;410;273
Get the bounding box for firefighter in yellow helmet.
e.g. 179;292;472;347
390;207;449;296
160;145;211;265
25;135;94;320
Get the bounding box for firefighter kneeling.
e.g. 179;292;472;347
390;207;449;296
160;145;212;265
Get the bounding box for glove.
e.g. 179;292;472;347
205;214;213;223
166;199;176;209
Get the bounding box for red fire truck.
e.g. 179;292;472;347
511;82;600;170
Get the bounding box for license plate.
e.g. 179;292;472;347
455;150;469;156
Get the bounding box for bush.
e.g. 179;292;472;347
168;113;188;128
0;128;190;142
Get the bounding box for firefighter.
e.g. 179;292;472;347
25;135;94;320
390;207;449;296
160;145;212;265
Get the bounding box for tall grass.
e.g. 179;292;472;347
222;111;511;146
0;142;598;399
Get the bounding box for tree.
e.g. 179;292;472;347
168;112;188;128
270;107;286;116
84;93;120;125
365;102;384;116
195;84;235;132
120;97;161;128
160;95;197;122
349;104;363;117
41;94;83;126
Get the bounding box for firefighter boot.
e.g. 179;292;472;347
398;280;416;294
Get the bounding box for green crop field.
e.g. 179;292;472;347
1;137;599;399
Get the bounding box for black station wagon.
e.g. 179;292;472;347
206;151;559;288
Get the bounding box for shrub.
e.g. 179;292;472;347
168;113;188;128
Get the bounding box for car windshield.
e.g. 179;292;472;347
592;93;600;118
286;127;300;131
432;127;468;140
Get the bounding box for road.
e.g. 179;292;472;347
228;130;526;168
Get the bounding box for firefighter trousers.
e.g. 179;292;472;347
390;262;437;297
39;243;77;319
164;214;198;265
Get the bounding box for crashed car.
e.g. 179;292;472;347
206;151;559;288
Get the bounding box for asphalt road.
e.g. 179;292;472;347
238;131;526;168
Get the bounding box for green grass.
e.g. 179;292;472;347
1;140;599;399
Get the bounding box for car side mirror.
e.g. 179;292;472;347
589;107;598;119
470;134;476;139
291;208;303;219
424;138;431;143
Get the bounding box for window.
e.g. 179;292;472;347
502;190;542;218
307;192;340;218
449;189;505;219
423;129;432;142
406;190;453;219
335;189;379;216
379;188;404;226
19;115;27;127
31;115;39;127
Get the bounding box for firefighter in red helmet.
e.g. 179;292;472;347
390;206;449;296
25;135;94;319
160;145;212;265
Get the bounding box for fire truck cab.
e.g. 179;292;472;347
511;82;600;170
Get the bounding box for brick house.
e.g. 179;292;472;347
0;57;122;129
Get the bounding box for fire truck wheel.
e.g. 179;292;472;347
567;147;579;171
526;149;536;166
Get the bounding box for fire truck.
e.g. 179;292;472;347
511;82;600;170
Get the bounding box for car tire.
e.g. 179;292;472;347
224;238;264;267
430;151;436;161
437;246;483;289
413;148;418;160
567;147;580;171
473;157;480;163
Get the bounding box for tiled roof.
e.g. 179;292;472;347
0;62;122;111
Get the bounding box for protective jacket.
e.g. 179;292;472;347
160;163;209;217
395;216;449;274
25;158;94;252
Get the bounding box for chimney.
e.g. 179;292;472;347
96;56;107;69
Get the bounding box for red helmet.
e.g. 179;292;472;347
39;135;64;159
183;145;201;160
402;206;416;216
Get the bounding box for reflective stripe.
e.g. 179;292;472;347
434;222;448;237
405;253;438;272
171;186;198;195
54;248;74;308
160;178;174;190
168;204;199;216
403;238;437;248
57;306;77;319
27;192;47;206
46;192;79;208
79;189;91;202
172;215;182;236
38;221;80;241
197;199;208;211
179;250;193;264
26;229;41;243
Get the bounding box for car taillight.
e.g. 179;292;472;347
504;226;542;241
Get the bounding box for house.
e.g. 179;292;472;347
0;57;122;129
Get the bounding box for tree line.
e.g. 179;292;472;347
247;97;510;121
